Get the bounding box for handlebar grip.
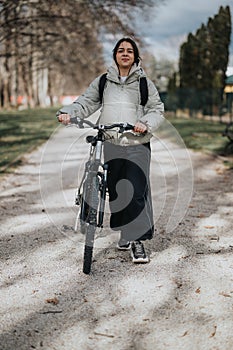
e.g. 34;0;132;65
70;116;84;127
124;123;134;130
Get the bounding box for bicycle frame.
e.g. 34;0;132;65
72;119;134;274
75;128;108;231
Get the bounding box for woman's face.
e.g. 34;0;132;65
116;41;135;72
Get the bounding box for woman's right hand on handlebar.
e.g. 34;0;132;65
57;113;71;125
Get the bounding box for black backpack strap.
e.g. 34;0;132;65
99;73;107;104
139;77;148;106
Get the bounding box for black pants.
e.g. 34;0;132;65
104;142;154;242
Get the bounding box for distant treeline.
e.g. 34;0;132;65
165;6;231;117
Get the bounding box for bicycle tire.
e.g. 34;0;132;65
83;175;99;274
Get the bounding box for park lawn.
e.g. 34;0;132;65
166;114;229;153
0;108;58;173
0;108;232;174
166;114;233;169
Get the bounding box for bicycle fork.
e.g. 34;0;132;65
98;163;108;227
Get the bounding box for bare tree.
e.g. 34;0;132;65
0;0;164;108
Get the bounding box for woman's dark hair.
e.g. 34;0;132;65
113;37;140;66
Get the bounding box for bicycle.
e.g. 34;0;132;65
72;118;134;274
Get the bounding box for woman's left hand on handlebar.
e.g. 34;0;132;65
58;114;71;125
134;121;147;133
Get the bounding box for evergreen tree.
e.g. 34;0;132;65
177;6;231;116
179;33;202;114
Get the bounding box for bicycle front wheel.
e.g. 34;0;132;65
83;175;99;274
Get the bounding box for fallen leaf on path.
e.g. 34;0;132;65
45;297;59;305
216;167;225;174
219;292;232;298
210;325;217;338
181;331;188;337
195;287;201;294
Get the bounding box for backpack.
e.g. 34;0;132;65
99;73;148;106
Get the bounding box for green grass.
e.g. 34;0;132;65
167;114;231;154
166;114;233;169
0;108;58;173
0;108;232;174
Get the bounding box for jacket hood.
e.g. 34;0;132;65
107;63;146;84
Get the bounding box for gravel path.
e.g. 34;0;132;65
0;125;233;350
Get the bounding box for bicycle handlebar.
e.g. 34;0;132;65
57;113;135;132
75;117;134;133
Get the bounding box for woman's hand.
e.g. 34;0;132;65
58;114;71;125
134;121;147;133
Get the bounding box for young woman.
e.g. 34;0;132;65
57;37;164;263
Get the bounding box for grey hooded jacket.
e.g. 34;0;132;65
57;64;164;145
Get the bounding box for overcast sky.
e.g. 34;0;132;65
136;0;233;72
